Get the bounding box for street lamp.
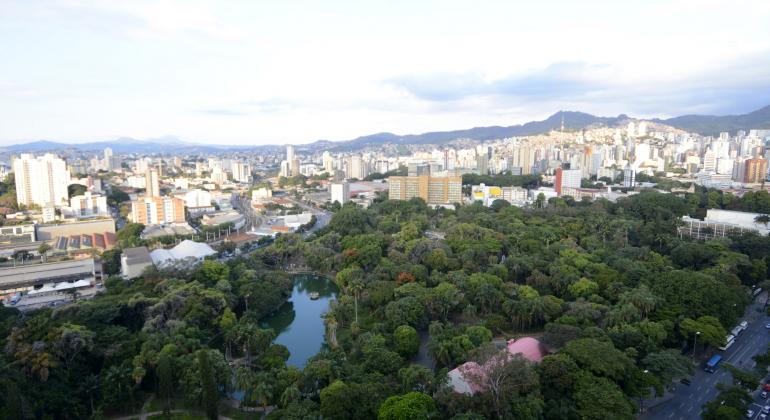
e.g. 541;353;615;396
640;369;650;413
692;331;701;359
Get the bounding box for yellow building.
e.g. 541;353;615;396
387;175;462;205
130;196;186;225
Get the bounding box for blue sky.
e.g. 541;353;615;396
1;0;770;146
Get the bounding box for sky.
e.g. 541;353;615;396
1;0;770;146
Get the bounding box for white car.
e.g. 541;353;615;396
748;409;756;418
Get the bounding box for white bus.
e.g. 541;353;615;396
719;334;736;351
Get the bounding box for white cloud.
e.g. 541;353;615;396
1;0;770;145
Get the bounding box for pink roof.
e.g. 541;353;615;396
448;337;548;395
506;337;547;363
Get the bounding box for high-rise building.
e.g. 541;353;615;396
231;161;251;183
130;196;185;225
742;158;768;184
703;149;717;172
12;153;71;207
145;168;160;197
476;154;489;174
347;155;368;180
555;168;582;196
279;160;291;177
330;181;350;205
210;167;227;185
623;166;636;188
104;148;114;170
322;151;334;173
388;175;462;205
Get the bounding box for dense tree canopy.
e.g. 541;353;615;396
2;188;768;419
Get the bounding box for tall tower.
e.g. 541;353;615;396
560;113;565;132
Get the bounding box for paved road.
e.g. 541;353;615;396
642;294;770;420
282;197;332;235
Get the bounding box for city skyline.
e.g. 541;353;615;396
2;0;770;146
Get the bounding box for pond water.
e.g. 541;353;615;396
261;274;339;368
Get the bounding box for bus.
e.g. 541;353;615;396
719;335;736;351
705;354;722;373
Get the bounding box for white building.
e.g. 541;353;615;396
555;168;582;196
279;160;291;177
210;168;227;185
252;187;273;200
330;181;350;205
184;189;213;208
121;247;153;279
145;168;160;197
12;153;71;207
322;151;334;173
150;240;216;268
126;175;146;189
231;161;251;183
69;192;109;217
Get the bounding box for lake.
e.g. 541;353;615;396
261;274;339;368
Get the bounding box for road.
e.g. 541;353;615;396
642;294;770;420
282;196;332;235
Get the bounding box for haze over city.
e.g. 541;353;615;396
2;0;770;146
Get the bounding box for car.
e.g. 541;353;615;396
763;391;769;399
766;323;770;329
748;409;756;418
764;382;770;392
741;321;749;329
764;406;770;415
680;378;692;385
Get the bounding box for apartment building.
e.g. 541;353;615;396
130;196;185;225
388;175;462;205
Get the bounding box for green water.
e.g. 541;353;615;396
262;274;339;368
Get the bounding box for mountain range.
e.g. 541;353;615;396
2;105;769;154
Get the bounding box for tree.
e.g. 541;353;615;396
393;325;420;358
37;243;51;263
574;372;634;420
680;316;727;349
157;352;174;415
462;343;539;419
378;392;438;420
642;350;692;395
562;338;634;381
702;385;752;420
198;350;218;419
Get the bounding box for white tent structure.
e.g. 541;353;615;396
151;240;216;267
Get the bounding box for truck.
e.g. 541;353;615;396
705;354;722;373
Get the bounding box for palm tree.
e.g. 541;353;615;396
348;278;365;324
324;312;338;348
280;385;301;408
253;375;273;413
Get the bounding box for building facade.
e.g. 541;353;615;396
12;153;71;207
131;196;185;225
388;175;462;205
330;181;350;205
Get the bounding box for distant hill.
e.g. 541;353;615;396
656;105;770;136
2;137;255;154
316;111;629;152
4;105;770;154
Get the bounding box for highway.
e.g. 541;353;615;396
642;294;770;420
